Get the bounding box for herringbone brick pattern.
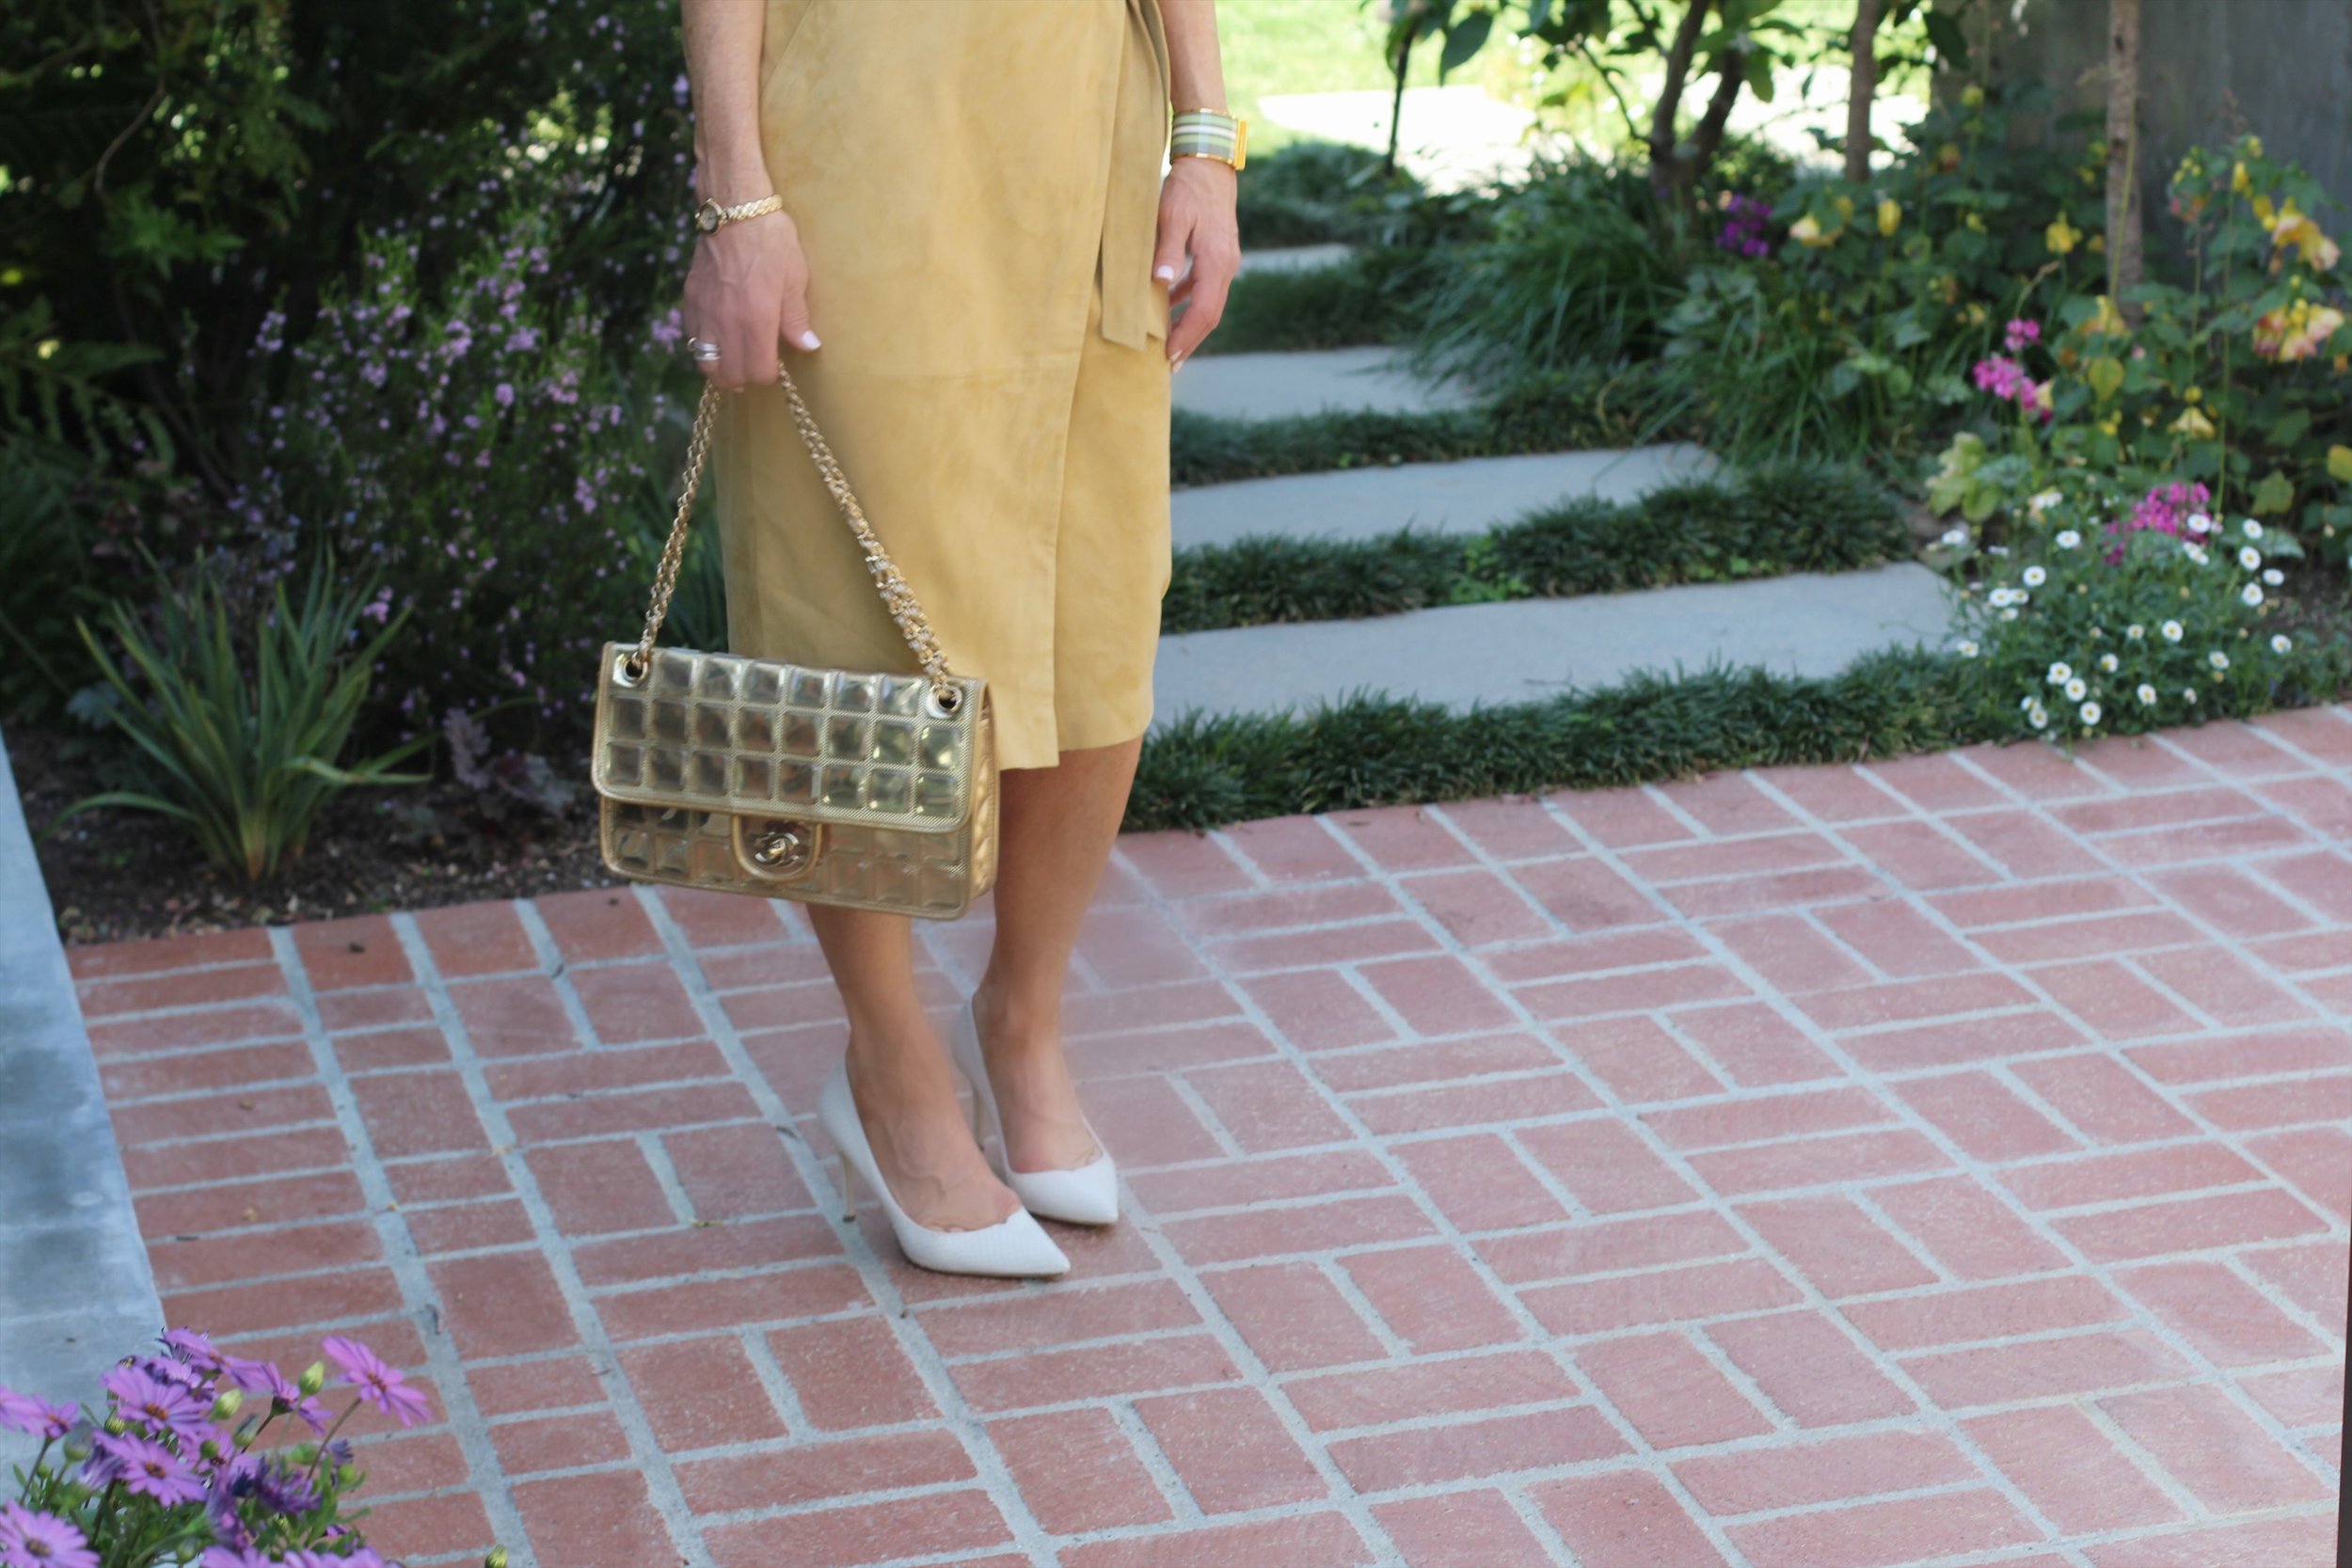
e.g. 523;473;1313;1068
69;711;2352;1567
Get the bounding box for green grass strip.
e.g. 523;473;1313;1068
1170;363;1676;487
1200;248;1423;356
1161;464;1908;635
1124;646;1982;832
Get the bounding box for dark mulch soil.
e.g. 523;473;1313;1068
10;726;619;947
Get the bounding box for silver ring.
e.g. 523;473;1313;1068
689;338;722;362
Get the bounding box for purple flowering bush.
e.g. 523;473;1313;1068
239;211;675;756
0;1328;502;1568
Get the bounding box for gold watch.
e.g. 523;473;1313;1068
692;194;787;233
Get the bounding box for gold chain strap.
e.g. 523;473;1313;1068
627;372;959;706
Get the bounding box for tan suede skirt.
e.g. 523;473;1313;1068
714;0;1173;770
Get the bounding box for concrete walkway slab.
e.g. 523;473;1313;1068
1174;345;1477;420
1172;444;1716;549
0;728;160;1405
1237;243;1357;275
1153;562;1952;722
60;706;2352;1566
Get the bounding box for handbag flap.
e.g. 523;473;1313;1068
592;642;985;833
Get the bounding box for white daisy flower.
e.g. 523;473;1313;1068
2264;567;2284;585
2125;623;2145;640
1939;526;1971;547
2184;544;2209;565
2047;661;2074;685
2023;565;2048;587
2064;677;2089;701
2000;608;2020;621
2136;684;2158;705
2160;621;2185;642
2241;582;2264;607
2271;634;2293;655
2020;694;2038;711
1986;545;2010;557
1956;640;1979;657
2242;518;2265;538
2183;686;2199;703
2239;546;2263;570
2186;514;2213;533
2098;653;2120;673
2079;701;2102;725
2055;530;2082;549
2029;489;2063;513
2208;650;2231;670
2027;705;2049;729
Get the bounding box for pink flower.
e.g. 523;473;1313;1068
320;1337;432;1428
86;1432;207;1506
0;1386;77;1440
102;1365;210;1443
2003;317;2042;353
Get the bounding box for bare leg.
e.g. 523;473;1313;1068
972;735;1140;1172
806;905;1020;1230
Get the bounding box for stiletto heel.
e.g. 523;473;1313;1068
818;1058;1068;1278
951;996;1120;1227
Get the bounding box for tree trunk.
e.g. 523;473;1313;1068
1647;0;1715;176
1384;25;1413;180
1846;0;1880;183
2105;0;2144;304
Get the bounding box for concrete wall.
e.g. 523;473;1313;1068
1983;0;2352;212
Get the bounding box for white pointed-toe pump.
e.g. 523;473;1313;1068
817;1058;1069;1278
950;998;1120;1227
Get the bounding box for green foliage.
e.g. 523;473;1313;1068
1205;247;1429;355
1172;363;1674;487
1657;84;2105;467
59;556;428;881
1235;140;1427;248
1126;646;1985;832
244;212;667;749
1161;462;1900;632
1404;160;1685;388
1939;499;2342;744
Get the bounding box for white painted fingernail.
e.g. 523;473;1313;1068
1153;264;1176;282
799;330;820;350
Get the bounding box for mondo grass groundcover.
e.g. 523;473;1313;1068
1169;362;1674;488
1120;642;2351;833
1162;463;1907;634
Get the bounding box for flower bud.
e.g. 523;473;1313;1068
210;1389;244;1421
485;1548;510;1568
298;1362;327;1397
102;1414;128;1436
338;1463;360;1489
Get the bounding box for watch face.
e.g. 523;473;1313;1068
695;201;722;232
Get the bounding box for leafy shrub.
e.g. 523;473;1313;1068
239;214;669;752
1235;140;1424;247
0;1326;492;1566
1401;160;1684;389
1939;492;2339;741
61;555;427;881
1205;245;1430;354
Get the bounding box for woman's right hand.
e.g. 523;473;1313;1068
682;206;818;388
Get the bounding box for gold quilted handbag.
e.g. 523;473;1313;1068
590;372;996;919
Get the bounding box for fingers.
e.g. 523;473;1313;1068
776;286;821;360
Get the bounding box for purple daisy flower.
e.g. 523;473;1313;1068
0;1501;97;1568
103;1365;210;1442
219;1356;330;1433
160;1327;225;1374
319;1338;431;1429
0;1386;77;1440
87;1432;207;1506
196;1549;272;1568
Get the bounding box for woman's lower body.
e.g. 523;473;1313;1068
714;0;1173;1264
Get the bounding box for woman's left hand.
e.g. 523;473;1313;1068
1152;158;1240;370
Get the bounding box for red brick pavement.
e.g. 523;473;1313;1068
67;711;2352;1567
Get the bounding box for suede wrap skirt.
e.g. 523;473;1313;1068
714;0;1174;770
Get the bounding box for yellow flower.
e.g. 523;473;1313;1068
2253;194;2276;225
2088;232;2106;253
2254;299;2345;361
2045;214;2081;255
1961;84;1985;108
2170;405;2217;439
1790;214;1830;248
2265;198;2342;270
1964;212;1986;232
2232;161;2251;194
1876;198;1901;237
1936;143;1962;173
2084;294;2129;337
2246;135;2265;158
2183;386;2201;403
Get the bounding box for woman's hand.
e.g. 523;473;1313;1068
681;208;818;388
1152;158;1240;370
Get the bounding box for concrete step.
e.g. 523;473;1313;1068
1237;244;1358;275
1172;346;1476;421
1152;563;1950;723
1172;445;1715;550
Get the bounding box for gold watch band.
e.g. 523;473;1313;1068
692;194;787;233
